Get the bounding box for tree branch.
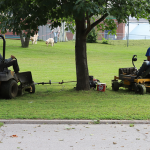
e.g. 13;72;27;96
86;11;91;31
91;13;108;28
85;13;94;20
85;13;108;36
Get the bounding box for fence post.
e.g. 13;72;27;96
42;26;43;41
127;16;129;47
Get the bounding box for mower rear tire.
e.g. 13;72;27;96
1;79;18;99
135;84;146;95
112;81;119;91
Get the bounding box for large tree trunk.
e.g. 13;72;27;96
75;18;90;90
20;31;30;48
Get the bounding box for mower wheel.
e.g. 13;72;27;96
128;86;132;91
112;81;119;91
119;81;123;87
0;79;18;99
30;84;35;93
135;84;146;95
25;84;35;94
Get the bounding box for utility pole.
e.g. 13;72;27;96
127;16;129;47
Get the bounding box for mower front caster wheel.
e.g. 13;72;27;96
29;84;35;93
25;84;35;94
135;84;146;95
112;81;120;91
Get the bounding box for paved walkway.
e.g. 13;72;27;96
0;120;150;150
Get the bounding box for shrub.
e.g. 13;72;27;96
102;38;109;44
86;28;97;43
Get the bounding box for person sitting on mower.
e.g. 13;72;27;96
137;47;150;78
0;54;20;73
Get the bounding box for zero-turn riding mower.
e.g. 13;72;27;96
112;55;150;94
0;35;35;99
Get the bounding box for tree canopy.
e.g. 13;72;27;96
0;0;150;90
0;0;50;47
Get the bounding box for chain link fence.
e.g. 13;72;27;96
3;29;150;47
96;33;150;46
97;33;150;40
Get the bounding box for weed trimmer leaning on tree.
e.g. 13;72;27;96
34;75;101;90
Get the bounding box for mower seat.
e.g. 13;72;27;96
141;67;150;78
119;67;136;76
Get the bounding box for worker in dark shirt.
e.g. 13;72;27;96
0;54;19;73
137;47;150;78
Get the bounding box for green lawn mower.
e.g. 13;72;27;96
112;55;150;94
0;35;35;99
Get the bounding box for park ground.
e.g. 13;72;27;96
0;39;150;120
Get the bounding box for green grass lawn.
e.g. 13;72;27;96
0;39;150;120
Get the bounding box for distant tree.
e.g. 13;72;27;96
0;0;150;90
0;0;49;47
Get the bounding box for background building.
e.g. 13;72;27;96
123;17;150;40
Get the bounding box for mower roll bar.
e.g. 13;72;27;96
132;55;137;68
0;35;5;63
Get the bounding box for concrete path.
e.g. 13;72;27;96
0;121;150;150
